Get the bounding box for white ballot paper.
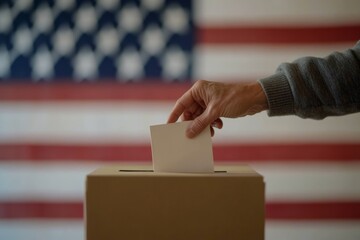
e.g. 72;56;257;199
150;121;214;173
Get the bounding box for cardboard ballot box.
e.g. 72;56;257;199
85;165;265;240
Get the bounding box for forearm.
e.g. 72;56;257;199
258;41;360;119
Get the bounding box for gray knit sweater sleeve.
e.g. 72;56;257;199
258;41;360;119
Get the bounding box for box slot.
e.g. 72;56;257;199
118;170;227;173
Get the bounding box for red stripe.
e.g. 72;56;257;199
1;201;359;220
198;25;360;44
267;201;360;220
1;143;359;162
0;202;82;219
0;82;191;101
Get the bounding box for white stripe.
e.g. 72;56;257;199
196;43;355;80
1;220;360;240
0;161;102;201
251;162;360;201
197;0;360;26
1;102;360;144
1;162;360;201
0;220;83;240
0;101;170;144
266;221;360;240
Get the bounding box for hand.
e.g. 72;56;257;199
167;80;268;138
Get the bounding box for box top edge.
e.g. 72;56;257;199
87;164;263;178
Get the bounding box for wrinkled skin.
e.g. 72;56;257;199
167;80;269;138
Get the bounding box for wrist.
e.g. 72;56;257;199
231;81;269;116
247;82;269;114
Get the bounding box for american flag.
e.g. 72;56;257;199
1;0;360;239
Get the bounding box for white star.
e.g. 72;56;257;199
53;26;76;56
118;5;142;33
32;46;54;80
162;5;189;34
141;25;166;56
12;26;33;55
98;0;119;11
75;4;98;33
162;46;188;80
142;0;164;11
0;7;13;32
117;47;143;81
14;0;33;12
96;26;120;56
33;4;53;33
55;0;75;11
73;47;98;81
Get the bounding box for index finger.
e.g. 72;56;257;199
167;89;195;123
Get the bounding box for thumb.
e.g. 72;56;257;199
186;109;216;138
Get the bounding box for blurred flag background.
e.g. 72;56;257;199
1;0;360;239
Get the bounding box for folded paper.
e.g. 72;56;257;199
150;121;214;173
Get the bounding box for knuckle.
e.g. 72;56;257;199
175;99;185;109
194;79;207;88
207;104;220;117
193;118;207;130
175;98;181;106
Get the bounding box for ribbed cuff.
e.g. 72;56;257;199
258;73;294;116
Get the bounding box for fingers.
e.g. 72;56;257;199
181;102;203;121
167;89;194;123
188;119;221;137
181;111;192;121
210;126;215;137
182;108;219;137
186;107;218;138
211;118;223;129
